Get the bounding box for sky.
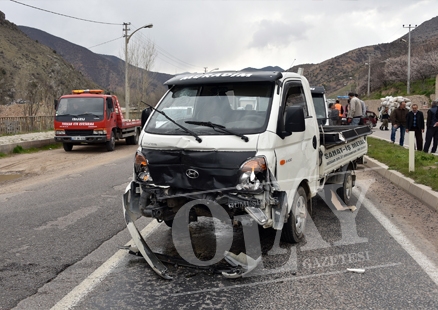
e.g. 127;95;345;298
1;0;438;75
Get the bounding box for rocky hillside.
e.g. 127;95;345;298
289;15;438;97
18;26;173;100
0;11;99;108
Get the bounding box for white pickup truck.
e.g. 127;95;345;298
123;71;372;279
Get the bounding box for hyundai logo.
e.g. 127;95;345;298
186;169;199;179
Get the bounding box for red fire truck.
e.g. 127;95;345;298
54;89;142;152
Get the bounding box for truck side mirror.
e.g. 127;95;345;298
54;99;58;110
106;98;113;110
284;106;305;133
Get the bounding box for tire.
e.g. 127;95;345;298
281;187;308;243
341;170;353;205
106;131;115;152
126;129;139;145
164;219;173;228
63;143;73;152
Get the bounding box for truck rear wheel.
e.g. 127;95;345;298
106;132;115;152
126;129;139;145
281;187;308;243
341;170;353;205
63;143;73;152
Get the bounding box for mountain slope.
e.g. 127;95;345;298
0;11;99;107
18;26;173;96
289;15;438;97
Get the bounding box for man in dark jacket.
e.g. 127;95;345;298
423;100;438;153
390;101;408;146
405;103;424;151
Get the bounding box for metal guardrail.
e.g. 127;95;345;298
0;112;142;136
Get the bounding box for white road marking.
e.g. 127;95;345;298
52;185;438;307
35;206;100;230
50;219;160;310
354;186;438;286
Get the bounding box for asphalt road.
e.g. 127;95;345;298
0;145;138;310
371;120;427;148
1;142;438;309
60;169;438;310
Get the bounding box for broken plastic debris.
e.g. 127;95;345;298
222;251;261;278
347;268;365;274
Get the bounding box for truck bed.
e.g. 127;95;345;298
319;125;372;149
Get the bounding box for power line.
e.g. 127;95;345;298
132;28;202;70
135;33;198;68
9;0;122;25
88;36;123;49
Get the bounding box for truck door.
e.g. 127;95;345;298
106;97;117;127
274;80;319;197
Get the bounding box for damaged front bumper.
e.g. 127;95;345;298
123;182;172;280
122;181;262;280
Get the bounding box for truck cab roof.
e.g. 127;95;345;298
164;71;288;86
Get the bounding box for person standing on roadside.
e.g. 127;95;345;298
356;93;366;117
334;100;343;125
390;101;408;146
380;107;390;130
328;103;339;125
406;103;424;151
347;92;362;125
423;100;438;153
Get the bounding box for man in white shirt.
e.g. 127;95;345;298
347;93;362;125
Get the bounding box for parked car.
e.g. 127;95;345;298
341;110;377;127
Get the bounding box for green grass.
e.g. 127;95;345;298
367;137;438;191
2;143;62;157
363;77;436;100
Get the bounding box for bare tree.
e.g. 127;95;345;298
14;70;40;128
120;38;158;110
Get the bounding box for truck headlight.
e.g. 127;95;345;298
236;156;267;191
93;129;107;135
134;151;153;183
55;130;65;135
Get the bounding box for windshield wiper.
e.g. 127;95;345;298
185;121;249;142
141;101;202;143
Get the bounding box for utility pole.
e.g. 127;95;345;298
366;55;371;97
403;24;417;95
123;22;153;119
123;22;130;119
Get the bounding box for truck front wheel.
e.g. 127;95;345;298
106;131;115;151
281;186;308;243
63;143;73;152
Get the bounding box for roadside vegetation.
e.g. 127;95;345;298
367;137;438;191
0;143;61;158
365;77;436;100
